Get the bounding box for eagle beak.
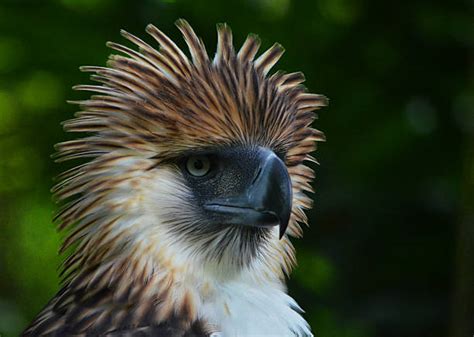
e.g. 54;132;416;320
204;149;292;239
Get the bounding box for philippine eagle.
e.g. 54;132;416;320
23;20;326;336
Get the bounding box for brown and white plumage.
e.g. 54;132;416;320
23;20;326;336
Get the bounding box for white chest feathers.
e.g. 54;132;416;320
198;278;313;337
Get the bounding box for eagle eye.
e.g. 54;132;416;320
185;155;211;177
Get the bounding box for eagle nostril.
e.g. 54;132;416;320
250;166;262;187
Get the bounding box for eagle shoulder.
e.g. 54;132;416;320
22;268;212;337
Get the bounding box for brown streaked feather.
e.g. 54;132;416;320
176;19;210;71
254;43;285;76
237;34;261;63
145;24;191;79
215;23;234;64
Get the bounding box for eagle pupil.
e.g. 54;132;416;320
194;160;204;170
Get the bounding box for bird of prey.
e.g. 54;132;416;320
23;20;327;336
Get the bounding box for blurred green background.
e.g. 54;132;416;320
0;0;472;336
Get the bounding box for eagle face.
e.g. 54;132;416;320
24;20;326;336
182;146;291;233
149;145;292;268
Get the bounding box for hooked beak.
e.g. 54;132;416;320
204;149;292;239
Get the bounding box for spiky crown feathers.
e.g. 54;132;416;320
59;19;326;161
54;20;326;275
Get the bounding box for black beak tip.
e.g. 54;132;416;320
279;224;286;239
278;212;291;239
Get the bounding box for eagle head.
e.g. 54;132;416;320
26;19;326;336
